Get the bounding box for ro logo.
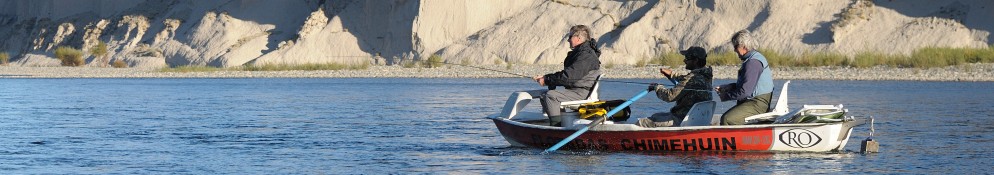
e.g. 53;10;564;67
779;128;822;148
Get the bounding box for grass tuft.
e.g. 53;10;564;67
425;54;444;68
91;41;109;67
112;60;128;68
55;46;85;67
647;52;685;67
241;62;369;71
0;52;8;65
660;46;994;69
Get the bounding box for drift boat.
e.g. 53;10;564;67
488;81;869;152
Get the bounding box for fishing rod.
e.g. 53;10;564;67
425;60;667;85
424;60;716;92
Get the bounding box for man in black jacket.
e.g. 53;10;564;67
533;25;602;127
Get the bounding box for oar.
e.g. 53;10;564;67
542;89;651;153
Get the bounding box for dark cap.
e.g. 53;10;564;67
680;46;707;60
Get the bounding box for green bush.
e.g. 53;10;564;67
0;52;8;65
795;51;847;67
401;60;418;68
91;41;109;66
853;52;887;68
55;46;85;66
702;46;994;68
425;54;443;68
709;51;741;66
757;49;790;67
649;52;684;67
634;57;648;67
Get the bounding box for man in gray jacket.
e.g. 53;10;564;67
533;25;602;127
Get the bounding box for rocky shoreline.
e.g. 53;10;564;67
1;64;993;81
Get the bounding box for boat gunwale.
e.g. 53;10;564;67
491;116;852;132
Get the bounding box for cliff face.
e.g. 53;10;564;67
0;0;991;68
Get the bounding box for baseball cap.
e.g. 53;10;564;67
679;46;707;60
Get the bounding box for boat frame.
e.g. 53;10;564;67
489;81;868;152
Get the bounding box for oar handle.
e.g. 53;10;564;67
543;90;650;153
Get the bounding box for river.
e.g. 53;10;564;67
0;78;991;174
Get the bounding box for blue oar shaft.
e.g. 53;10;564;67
543;90;650;153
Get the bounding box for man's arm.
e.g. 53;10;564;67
725;59;763;101
656;74;693;102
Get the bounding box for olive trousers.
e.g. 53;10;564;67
720;93;772;125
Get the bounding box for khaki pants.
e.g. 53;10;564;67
720;93;772;125
637;112;682;127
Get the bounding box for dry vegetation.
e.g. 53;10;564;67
159;62;370;72
0;52;9;65
657;46;994;68
55;46;85;67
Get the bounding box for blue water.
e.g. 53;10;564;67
0;78;992;174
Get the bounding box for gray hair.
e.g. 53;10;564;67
731;30;756;51
568;25;592;42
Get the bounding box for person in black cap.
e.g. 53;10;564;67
638;46;714;127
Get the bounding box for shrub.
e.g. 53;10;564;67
709;51;741;66
401;60;418;68
240;62;369;71
55;46;85;66
796;51;847;67
425;54;443;68
757;48;790;67
112;60;128;68
853;52;887;68
634;57;648;67
90;41;109;66
650;52;684;67
979;45;994;63
0;52;8;65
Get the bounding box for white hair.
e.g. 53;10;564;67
731;30;756;51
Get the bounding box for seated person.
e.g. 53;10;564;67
532;25;601;127
716;30;774;125
638;46;713;127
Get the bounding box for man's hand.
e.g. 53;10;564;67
533;75;546;86
659;68;673;77
647;83;659;91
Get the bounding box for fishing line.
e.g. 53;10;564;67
425;60;712;92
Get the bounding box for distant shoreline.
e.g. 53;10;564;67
1;64;992;81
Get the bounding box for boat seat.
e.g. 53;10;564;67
744;81;791;124
559;74;603;110
497;74;601;120
680;101;718;126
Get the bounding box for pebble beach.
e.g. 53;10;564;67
1;64;993;81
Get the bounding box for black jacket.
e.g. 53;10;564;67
544;40;601;89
